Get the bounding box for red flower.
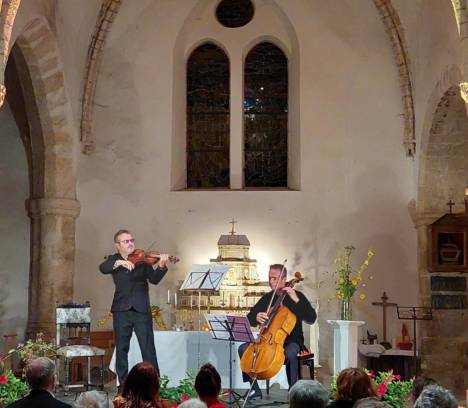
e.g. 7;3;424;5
181;394;189;402
171;404;178;408
377;383;387;396
0;375;8;385
394;374;401;381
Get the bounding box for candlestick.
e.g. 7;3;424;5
167;289;170;304
174;292;178;306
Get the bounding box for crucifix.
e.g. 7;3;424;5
229;218;237;235
446;199;455;214
372;292;397;343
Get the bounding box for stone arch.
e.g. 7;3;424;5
10;17;79;338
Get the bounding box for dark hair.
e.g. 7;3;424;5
114;229;131;243
195;363;221;398
25;357;55;390
335;368;376;402
269;264;287;275
411;376;436;402
122;362;160;406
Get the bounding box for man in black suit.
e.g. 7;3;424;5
99;229;169;386
7;357;71;408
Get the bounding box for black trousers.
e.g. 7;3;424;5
113;309;159;384
238;341;301;388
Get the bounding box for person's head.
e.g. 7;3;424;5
413;385;457;408
195;363;221;398
114;229;135;257
178;399;207;408
334;368;376;402
25;357;56;391
410;376;436;402
268;264;287;291
353;397;392;408
74;390;108;408
289;380;329;408
122;362;160;405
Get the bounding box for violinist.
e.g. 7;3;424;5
238;264;317;399
99;229;169;389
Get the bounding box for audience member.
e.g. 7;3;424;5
7;357;71;408
74;390;108;408
327;368;376;408
413;385;457;408
353;397;392;408
178;399;207;408
194;363;225;408
113;362;162;408
289;379;329;408
410;376;437;404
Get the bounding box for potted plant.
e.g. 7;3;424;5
159;372;197;407
0;357;29;407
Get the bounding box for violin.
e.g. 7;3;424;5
240;270;303;381
128;248;180;266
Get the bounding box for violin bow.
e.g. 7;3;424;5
264;259;287;317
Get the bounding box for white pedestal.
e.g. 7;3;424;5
327;319;365;375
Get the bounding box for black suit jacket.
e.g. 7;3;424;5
99;253;168;313
7;389;72;408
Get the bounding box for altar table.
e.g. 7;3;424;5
109;331;288;389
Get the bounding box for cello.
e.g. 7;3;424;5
240;268;304;381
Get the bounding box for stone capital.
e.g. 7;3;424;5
26;197;80;219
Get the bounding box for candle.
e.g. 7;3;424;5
199;291;201;307
167;289;170;304
190;295;193;308
174;292;178;306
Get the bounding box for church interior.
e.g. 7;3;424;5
1;0;468;405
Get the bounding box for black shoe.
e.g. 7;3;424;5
244;388;262;400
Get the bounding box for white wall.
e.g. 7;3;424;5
0;103;29;344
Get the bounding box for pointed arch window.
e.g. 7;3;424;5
186;43;230;188
244;42;288;187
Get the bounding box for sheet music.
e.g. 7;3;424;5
205;314;256;343
180;264;229;291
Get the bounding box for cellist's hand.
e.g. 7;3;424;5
256;312;268;325
283;287;299;303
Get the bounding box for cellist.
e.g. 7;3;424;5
238;264;317;400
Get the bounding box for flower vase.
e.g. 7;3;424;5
340;298;352;320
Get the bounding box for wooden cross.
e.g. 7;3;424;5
372;292;397;342
229;218;237;235
446;199;455;214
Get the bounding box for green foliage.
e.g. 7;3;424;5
0;360;29;406
159;371;197;404
13;333;56;366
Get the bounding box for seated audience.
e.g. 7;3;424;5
327;368;376;408
413;385;458;408
178;399;207;408
7;357;72;408
409;376;436;405
113;362;162;408
353;397;392;408
194;363;225;408
289;379;329;408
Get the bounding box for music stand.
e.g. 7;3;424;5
180;264;229;367
205;314;255;407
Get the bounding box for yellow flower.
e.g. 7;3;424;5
368;249;374;257
359;293;366;300
339;278;344;284
351;279;358;286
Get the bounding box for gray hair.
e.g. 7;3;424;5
353;397;393;408
178;398;207;408
25;357;55;390
289;380;329;408
413;385;457;408
74;390;108;408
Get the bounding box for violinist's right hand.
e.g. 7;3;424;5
256;312;268;325
115;259;135;271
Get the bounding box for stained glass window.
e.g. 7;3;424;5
187;43;230;188
244;42;288;188
216;0;254;28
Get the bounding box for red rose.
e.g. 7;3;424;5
0;375;8;385
377;383;387;396
181;394;189;401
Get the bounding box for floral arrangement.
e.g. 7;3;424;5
334;246;375;319
0;357;29;406
13;333;56;366
330;370;413;408
159;371;197;406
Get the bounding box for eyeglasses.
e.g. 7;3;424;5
118;239;135;245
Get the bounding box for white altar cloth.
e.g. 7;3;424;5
109;331;288;389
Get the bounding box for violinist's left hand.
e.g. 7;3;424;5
158;253;169;268
283;287;299;303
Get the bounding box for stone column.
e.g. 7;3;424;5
25;198;80;339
